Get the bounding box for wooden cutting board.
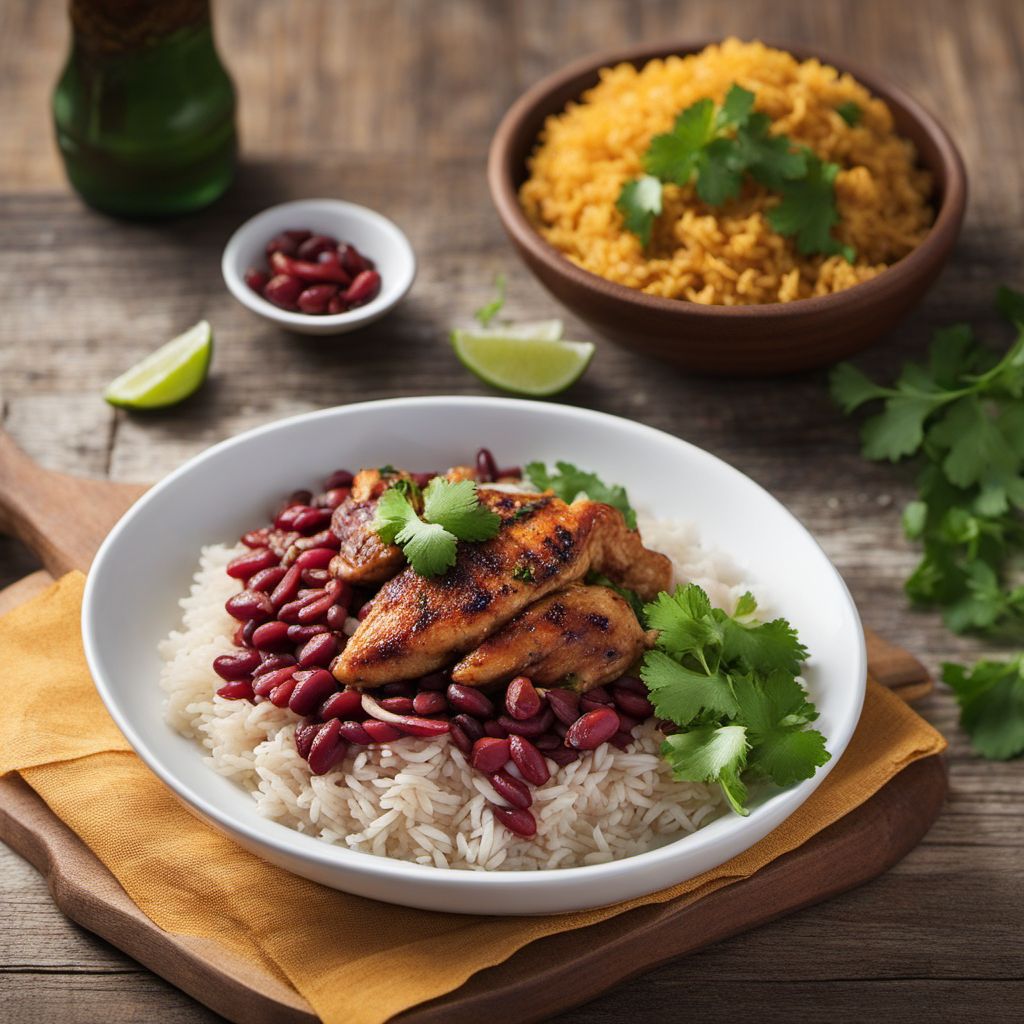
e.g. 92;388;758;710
0;432;946;1024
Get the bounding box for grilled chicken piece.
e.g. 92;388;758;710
330;466;480;586
450;584;653;690
333;489;671;686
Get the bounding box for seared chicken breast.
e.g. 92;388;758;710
450;584;653;690
333;489;671;686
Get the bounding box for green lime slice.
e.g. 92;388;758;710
471;319;564;341
103;321;213;409
451;329;594;397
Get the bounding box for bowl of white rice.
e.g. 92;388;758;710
82;397;865;915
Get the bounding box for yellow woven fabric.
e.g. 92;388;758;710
0;574;946;1024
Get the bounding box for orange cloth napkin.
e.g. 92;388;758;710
1;574;946;1024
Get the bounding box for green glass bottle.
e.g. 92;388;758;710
52;0;237;217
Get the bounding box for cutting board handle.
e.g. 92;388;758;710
0;430;147;576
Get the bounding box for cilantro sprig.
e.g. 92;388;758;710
942;657;1024;760
640;584;828;815
525;460;637;529
374;477;501;577
617;83;854;261
831;287;1024;637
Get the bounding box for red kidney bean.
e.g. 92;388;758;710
316;251;354;283
656;719;679;735
259;650;296;669
509;735;550;786
286;623;323;643
241;528;270;548
337;243;371;276
490;770;532;809
475;448;499;482
412;691;446;716
483;719;508;739
546;688;580;725
217;679;255;701
294;718;321;759
447;683;494;719
391;716;450;738
380;696;415;715
297;632;337;668
491;804;536;838
544;747;579;767
565;707;620;750
471;737;510;773
417;671;449;691
239;619;259;647
323;487;351;508
275;504;308;530
226;547;278;580
342;269;381;307
505;676;542;720
247;565;289;593
614;711;641;733
613;675;648;695
295;547;336;570
319;688;362;720
266;230;310;258
269;677;298;708
253;665;298;698
288;669;337;716
325;604;349;631
263;273;303;310
292;507;333;534
251;619;291;651
296;233;338;260
300;568;331;587
325;469;354;489
608;731;633;751
338;720;373;745
295;590;335;623
449;721;472;755
533;733;561;751
357;601;373;620
612;688;654;719
380;681;416;700
297;284;339;315
244;267;269;293
363;720;402;743
581;694;613;714
451;713;484;744
583;684;612;704
225;590;274;623
497;707;553;738
270;251;352;285
213;649;262;681
307;719;348;775
326;294;349;315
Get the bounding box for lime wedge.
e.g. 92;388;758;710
471;319;564;341
451;329;594;397
103;321;213;409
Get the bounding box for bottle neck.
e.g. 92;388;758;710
69;0;211;57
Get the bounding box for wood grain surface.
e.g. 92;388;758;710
1;0;1022;1021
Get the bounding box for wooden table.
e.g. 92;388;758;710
1;1;1022;1021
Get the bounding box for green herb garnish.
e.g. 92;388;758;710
831;287;1024;637
835;101;862;126
640;584;828;815
586;570;646;622
942;657;1024;760
512;564;536;583
617;83;853;260
374;477;501;577
525;460;637;529
474;273;506;327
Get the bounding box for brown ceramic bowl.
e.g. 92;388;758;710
488;41;967;376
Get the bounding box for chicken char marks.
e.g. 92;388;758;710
332;489;672;687
450;584;655;691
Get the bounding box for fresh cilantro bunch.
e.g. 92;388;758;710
525;460;637;529
374;477;500;577
640;584;828;814
616;83;853;260
830;287;1024;636
942;657;1024;760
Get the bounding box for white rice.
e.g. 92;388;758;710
159;517;750;870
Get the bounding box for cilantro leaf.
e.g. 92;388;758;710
860;395;941;461
641;650;739;724
943;657;1024;760
695;137;745;205
373;486;421;546
829;362;894;413
643;584;722;667
616;175;663;247
717;84;755;129
736;113;807;190
474;273;506;327
767;152;854;261
525;460;637;529
721;616;809;675
422;478;501;541
661;725;750;815
394;516;458;577
835;101;862;126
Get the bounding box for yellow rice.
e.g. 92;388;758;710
519;39;934;305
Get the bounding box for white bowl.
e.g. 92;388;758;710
221;198;416;335
82;398;865;915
